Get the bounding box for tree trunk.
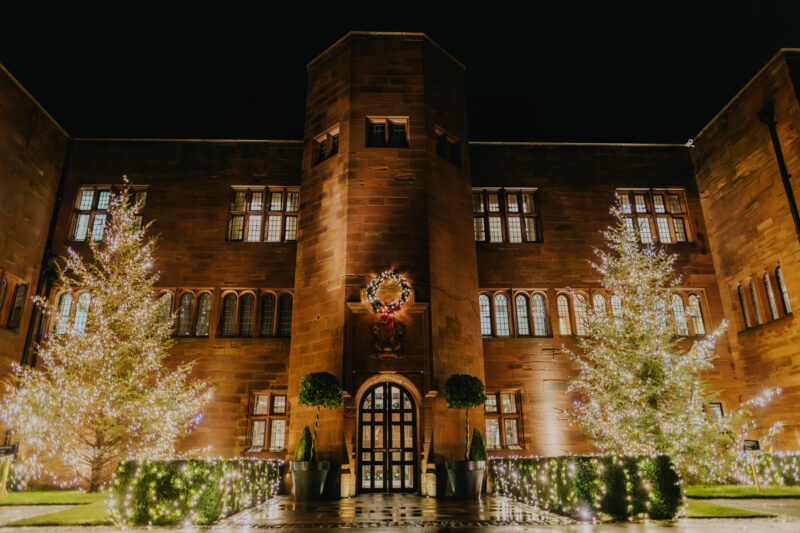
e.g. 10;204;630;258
311;405;320;461
88;456;104;493
465;406;470;461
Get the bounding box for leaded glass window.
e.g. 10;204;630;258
593;294;607;316
750;280;763;325
195;293;212;336
260;293;276;337
473;188;540;243
688;295;705;335
557;294;571;335
221;293;237;336
764;273;779;320
177;293;194;336
73;293;90;332
494;293;510;336
479;294;492;335
531;293;547;336
776;267;792;314
573;294;588;336
738;284;751;329
158;293;173;325
277;294;292;337
55;293;72;335
239;293;255;336
672;294;689;335
515;294;530;335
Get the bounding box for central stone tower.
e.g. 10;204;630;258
287;32;484;494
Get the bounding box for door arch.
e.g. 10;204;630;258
357;381;417;492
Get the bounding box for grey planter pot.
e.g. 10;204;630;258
291;460;330;500
445;460;486;499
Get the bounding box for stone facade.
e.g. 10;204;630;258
0;33;797;492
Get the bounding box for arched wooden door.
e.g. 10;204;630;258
358;382;417;492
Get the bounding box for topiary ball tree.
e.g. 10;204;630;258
442;374;487;460
298;372;344;461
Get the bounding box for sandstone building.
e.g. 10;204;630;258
0;32;798;494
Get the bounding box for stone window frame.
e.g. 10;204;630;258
50;289;94;335
735;265;792;331
69;185;148;242
435;125;462;167
617;188;692;244
312;124;340;166
484;390;523;450
247;391;289;453
0;275;7;327
365;116;409;148
480;289;552;338
170;289;215;338
218;289;257;338
227;186;299;243
6;281;29;330
472;188;540;244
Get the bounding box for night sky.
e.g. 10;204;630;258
2;2;800;143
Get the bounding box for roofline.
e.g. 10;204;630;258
0;62;69;138
72;138;303;143
469;141;687;148
695;48;800;140
307;31;465;71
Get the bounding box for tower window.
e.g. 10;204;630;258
313;125;340;165
435;126;461;166
366;117;408;148
6;283;28;329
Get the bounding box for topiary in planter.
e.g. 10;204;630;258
298;372;344;461
294;425;312;462
443;374;487;460
468;428;487;461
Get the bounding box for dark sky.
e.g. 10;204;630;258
2;2;800;143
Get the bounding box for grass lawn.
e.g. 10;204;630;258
686;485;800;498
0;490;106;506
7;500;109;526
686;499;773;518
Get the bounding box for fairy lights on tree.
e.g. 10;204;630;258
565;202;781;482
0;181;213;491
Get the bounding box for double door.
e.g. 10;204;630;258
358;382;417;492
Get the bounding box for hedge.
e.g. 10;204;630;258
737;452;800;486
490;456;683;521
109;459;282;525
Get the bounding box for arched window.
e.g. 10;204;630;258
220;293;237;337
0;278;6;312
672;294;689;335
592;294;607;317
479;294;492;336
55;293;72;335
610;295;623;323
749;280;763;325
157;293;173;325
195;293;212;336
688;294;706;335
73;293;91;332
177;293;194;336
260;293;276;337
494;293;510;336
776;266;792;314
737;284;751;329
515;294;530;335
531;294;547;336
277;294;293;337
763;273;779;320
239;293;255;336
573;294;588;336
557;294;572;335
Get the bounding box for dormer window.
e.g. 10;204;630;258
366;117;408;148
313;125;339;165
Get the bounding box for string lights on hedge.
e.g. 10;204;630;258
366;270;410;329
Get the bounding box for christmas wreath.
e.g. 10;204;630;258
366;270;410;328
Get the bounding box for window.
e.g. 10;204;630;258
177;293;194;336
157;292;173;325
749;280;763;325
0;278;6;323
610;295;623;323
6;284;27;329
708;402;724;422
473;189;540;243
531;293;548;336
573;294;588;336
763;273;779;320
260;293;276;337
228;187;299;243
557;294;572;335
195;293;212;336
313;125;340;165
737;284;751;329
593;294;607;317
366;117;408;148
277;294;293;337
435;127;461;166
479;294;492;336
494;293;510;336
220;293;237;336
776;266;792;314
687;294;706;335
515;294;530;335
484;392;522;449
238;293;255;336
617;189;690;243
73;293;90;332
55;293;72;334
672;294;689;335
248;393;288;452
71;186;146;242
